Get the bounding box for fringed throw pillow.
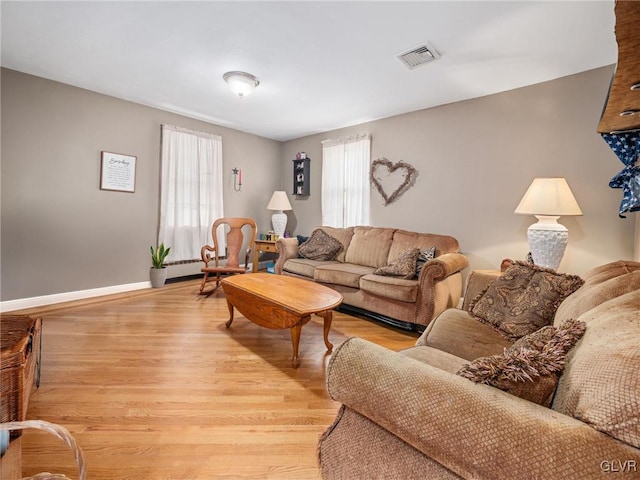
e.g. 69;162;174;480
298;229;343;261
468;260;584;340
457;319;587;406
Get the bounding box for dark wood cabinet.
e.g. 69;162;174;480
293;158;310;196
597;1;640;134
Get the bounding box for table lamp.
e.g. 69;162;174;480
267;191;292;238
514;177;582;270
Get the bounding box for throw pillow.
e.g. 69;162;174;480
468;260;584;340
296;235;309;257
374;247;420;279
414;246;436;278
457;319;587;406
297;229;343;261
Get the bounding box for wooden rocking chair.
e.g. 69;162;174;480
199;217;257;295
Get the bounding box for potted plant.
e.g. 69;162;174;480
150;243;171;288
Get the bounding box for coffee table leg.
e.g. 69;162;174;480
290;323;304;368
317;310;334;353
225;299;235;328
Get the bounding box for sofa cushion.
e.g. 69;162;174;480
553;290;640;449
283;258;339;278
554;263;640;325
457;319;586;407
374;248;420;279
313;226;354;263
417;309;512;361
573;259;640;287
399;346;467;374
314;263;375;289
469;261;584;340
298;229;343;261
359;274;419;303
387;229;459;262
344;227;395;268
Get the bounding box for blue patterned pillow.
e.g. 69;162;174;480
296;235;310;258
414;246;436;278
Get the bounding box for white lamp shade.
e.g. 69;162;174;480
267;191;292;211
514;178;582;216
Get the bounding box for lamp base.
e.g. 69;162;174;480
271;211;287;238
527;215;568;270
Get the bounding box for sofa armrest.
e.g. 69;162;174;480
415;252;469;325
460;269;502;311
274;237;299;274
327;338;640;479
420;252;468;280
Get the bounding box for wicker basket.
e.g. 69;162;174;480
0;420;86;480
1;316;42;437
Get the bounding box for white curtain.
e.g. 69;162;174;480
159;124;224;262
321;134;371;227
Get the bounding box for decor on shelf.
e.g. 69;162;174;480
267;191;292;238
223;71;259;97
293;157;310;195
150;243;171;288
232;167;242;192
370;157;418;206
514;178;582;270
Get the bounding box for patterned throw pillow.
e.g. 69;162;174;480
457;319;587;406
297;229;343;261
468;260;584;340
414;246;436;278
374;248;420;279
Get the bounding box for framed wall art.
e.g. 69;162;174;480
100;151;137;193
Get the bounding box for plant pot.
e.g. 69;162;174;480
150;267;168;288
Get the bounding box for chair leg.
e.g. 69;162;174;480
199;272;209;294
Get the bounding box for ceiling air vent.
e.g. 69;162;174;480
397;43;440;70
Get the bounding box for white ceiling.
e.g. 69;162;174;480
1;1;617;142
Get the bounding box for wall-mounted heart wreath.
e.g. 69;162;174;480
370;157;419;206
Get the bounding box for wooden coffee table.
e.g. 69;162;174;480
221;273;343;368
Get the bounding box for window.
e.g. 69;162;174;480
321;134;371;227
158;124;224;262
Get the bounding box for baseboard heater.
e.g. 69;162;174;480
336;304;424;334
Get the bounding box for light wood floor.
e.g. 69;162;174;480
7;279;418;479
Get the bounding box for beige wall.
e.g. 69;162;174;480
282;66;636;276
3;66;637;303
1;68;282;301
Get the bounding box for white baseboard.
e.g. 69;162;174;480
0;281;152;313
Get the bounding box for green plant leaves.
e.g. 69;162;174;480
150;243;171;269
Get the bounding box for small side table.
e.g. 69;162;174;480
253;240;278;273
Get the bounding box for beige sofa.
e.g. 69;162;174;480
274;226;468;331
318;260;640;479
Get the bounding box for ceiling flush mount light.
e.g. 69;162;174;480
223;71;259;97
